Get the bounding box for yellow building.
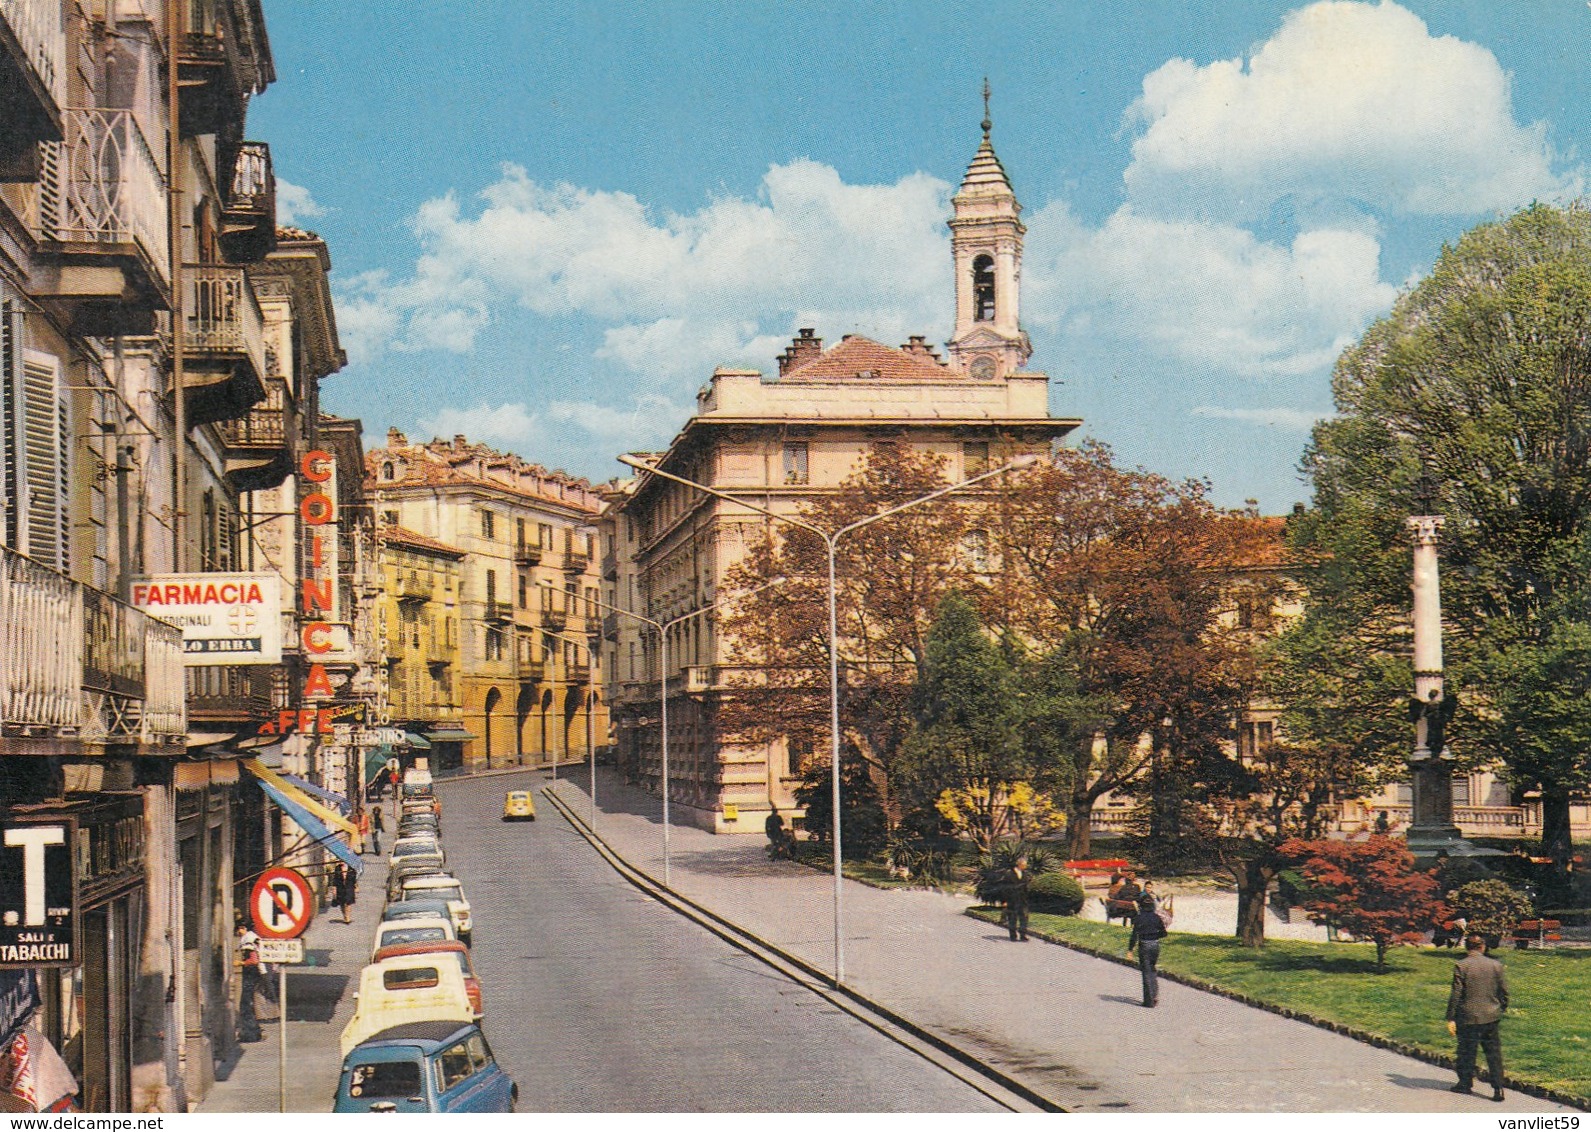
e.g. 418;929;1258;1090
366;432;611;770
374;527;467;767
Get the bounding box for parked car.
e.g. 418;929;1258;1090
371;940;482;1017
372;916;456;956
390;837;444;867
502;791;536;821
339;955;474;1056
394;874;472;945
397;815;439;836
379;899;456;930
387;860;450;904
334;1021;517;1113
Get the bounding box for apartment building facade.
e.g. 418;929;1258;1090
0;0;359;1111
366;432;611;773
603;121;1080;833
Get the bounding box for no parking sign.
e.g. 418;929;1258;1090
251;867;314;939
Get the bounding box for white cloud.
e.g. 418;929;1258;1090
348;161;951;367
1025;203;1397;377
1191;405;1331;431
417;402;542;447
415;394;687;453
1123;1;1581;220
275;179;325;227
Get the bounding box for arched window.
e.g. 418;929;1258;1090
973;255;996;321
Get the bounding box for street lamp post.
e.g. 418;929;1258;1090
585;580;784;888
618;451;1036;984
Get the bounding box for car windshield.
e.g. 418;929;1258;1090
347;1060;423;1100
508;793;528;802
393;841;438;856
385;903;449;920
380;926;447;948
407;883;463;903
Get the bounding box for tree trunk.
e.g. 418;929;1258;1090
1374;938;1387;971
1067;796;1093;859
1540;785;1574;870
1235;860;1271;948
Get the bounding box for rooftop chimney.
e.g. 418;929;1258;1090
777;328;823;377
387;427;407;448
453;434;467;452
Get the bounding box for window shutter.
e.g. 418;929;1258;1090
1;300;19;549
13;344;69;573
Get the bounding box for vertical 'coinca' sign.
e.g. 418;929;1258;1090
298;450;339;706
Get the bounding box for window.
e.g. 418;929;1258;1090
963;441;989;477
1452;778;1471;805
466;1033;491;1072
565;581;576;612
436;1041;474;1094
485;626;504;661
380;463;395;481
348;1060;422;1100
963;529;991;573
539;584;552;613
516;517;526;548
538;522;552;549
973;254;996;321
480;509;495;539
382;510;398;526
382;966;440;991
782;443;809;485
485;569;497;606
518;574;528;609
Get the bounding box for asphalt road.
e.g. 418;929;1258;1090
435;770;1003;1112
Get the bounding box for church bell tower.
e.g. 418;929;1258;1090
946;82;1031;381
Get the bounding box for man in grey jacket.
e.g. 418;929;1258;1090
1446;934;1508;1101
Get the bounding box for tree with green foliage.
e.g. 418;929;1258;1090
794;746;888;860
1286;203;1591;871
1449;879;1535;941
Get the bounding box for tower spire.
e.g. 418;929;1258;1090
982;77;991;138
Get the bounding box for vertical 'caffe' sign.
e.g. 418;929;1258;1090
298;450;339;705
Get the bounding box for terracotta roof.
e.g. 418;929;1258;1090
377;526;466;559
363;442;603;514
781;335;953;383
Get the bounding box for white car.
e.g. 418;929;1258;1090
373;915;456;957
390;836;444;867
397;874;473;945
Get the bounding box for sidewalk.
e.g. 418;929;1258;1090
550;767;1578;1115
198;850;390;1113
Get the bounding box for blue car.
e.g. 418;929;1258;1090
334;1021;518;1113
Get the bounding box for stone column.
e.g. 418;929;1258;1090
1405;514;1462;853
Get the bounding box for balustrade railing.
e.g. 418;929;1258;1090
229;141;272;210
185;263;267;380
38;108;169;284
2;545;186;746
0;0;66;109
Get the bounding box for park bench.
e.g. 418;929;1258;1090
1065;858;1130;883
1510;919;1562;948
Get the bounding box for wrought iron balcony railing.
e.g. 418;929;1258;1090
0;0;66;113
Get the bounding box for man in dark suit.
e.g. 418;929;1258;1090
1447;933;1508;1101
1001;856;1031;941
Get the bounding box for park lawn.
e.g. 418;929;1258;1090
973;909;1591;1103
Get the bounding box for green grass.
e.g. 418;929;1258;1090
970;909;1591;1103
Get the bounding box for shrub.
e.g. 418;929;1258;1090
1450;879;1534;939
973;841;1052;903
1029;872;1086;915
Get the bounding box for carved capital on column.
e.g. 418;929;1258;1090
1405;514;1445;545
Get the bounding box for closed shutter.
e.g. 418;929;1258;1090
1;299;18;548
21;353;69;572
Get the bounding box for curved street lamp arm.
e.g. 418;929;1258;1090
617;453;831;543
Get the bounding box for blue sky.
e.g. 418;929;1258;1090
251;1;1591;511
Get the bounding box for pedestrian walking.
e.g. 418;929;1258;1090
1125;892;1168;1007
1001;855;1031;942
357;808;372;855
370;804;385;856
1447;933;1508;1101
332;861;357;924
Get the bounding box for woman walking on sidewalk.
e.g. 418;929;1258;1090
332;861;357;924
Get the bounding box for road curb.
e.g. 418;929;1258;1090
540;784;1062;1113
963;908;1589;1113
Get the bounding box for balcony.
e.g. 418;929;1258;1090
0;0;66;170
182;263;268;427
541;607;567;633
185;663;273;725
178;0;270;138
485;600;514;623
219;141;276;263
602;612;620;641
216;385;290;493
518;658;545;683
563;548;591;574
395;572;430;603
601;547;619;581
514;541;542;566
34;108;170;334
567;659;591;684
1;546;186;754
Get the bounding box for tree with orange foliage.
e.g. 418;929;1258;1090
1280;835;1446;970
984;442;1280;858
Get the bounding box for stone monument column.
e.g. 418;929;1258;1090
1405;513;1462;853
